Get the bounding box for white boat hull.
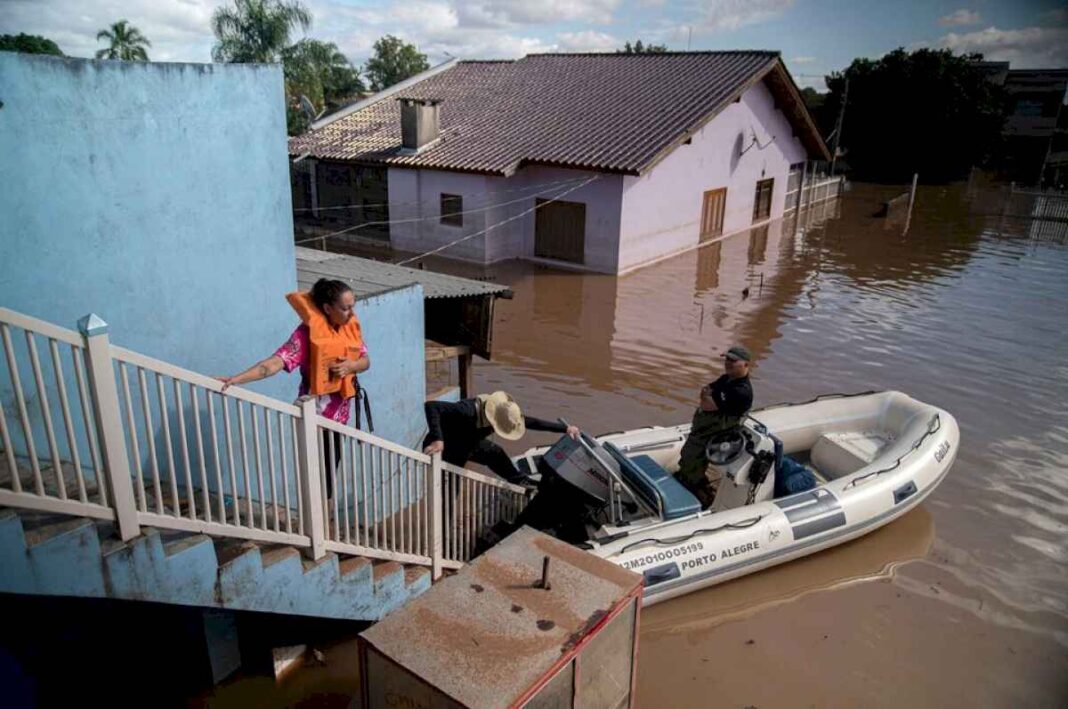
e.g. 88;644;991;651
521;391;959;605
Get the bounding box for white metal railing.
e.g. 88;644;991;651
110;344;309;548
785;175;845;214
440;460;528;567
0;309;114;522
0;307;528;578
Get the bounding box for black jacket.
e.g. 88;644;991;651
423;398;567;467
707;374;753;417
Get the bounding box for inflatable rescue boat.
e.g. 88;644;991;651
510;391;959;605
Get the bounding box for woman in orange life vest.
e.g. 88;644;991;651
216;278;370;498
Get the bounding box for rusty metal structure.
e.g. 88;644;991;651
359;526;643;708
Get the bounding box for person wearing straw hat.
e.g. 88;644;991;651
423;391;580;484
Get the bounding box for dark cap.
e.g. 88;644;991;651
724;345;752;362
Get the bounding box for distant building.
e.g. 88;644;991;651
980;62;1068;186
290;52;830;274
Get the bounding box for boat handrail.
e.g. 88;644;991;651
617;435;685;453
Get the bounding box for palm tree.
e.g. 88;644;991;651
95;20;151;61
211;0;311;64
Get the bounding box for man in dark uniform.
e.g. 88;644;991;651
423;390;580;484
675;345;754;507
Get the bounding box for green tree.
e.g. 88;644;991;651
282;38;364;134
822;48;1006;182
211;0;311;63
364;35;429;91
0;33;63;55
95;20;151;61
618;40;667;54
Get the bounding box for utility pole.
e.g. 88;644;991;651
830;77;849;176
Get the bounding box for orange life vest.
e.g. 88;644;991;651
286;291;364;399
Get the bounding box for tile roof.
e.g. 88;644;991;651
295;246;512;300
289;51;829;176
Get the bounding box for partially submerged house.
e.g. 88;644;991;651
290;51;830;274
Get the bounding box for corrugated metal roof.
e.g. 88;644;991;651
295;246;512;300
289;51;829;176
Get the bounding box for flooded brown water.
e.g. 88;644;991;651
205;183;1068;706
467;183;1068;707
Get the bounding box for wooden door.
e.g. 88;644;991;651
535;199;586;264
701;188;727;241
752;178;774;223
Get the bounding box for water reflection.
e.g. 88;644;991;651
327;183;1067;704
640;505;935;635
461;182;1068;651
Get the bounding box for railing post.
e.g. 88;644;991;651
429;452;444;580
296;396;326;560
78;314;139;541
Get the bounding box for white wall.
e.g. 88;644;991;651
387;169;490;262
618;80;808;273
387;166;623;272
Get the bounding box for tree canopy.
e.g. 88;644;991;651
95;20;151;61
211;0;311;63
618;40;667;54
282;38;364;134
364;35;429;91
0;33;63;56
822;48;1006;182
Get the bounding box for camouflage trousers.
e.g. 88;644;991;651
675;410;741;508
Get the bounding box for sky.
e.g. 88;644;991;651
3;0;1066;89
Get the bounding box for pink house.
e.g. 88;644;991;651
290;51;830;274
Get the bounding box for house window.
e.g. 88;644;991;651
441;193;463;226
752;178;774;223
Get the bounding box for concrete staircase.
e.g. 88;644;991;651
0;508;431;621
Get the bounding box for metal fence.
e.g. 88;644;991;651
1001;185;1068;223
784;174;845;214
0;306;528;578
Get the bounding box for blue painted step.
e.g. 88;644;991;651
0;508;431;621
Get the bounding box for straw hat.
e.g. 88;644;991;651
479;391;526;441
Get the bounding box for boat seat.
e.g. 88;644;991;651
603;442;701;520
811;430;895;479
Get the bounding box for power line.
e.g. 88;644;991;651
394;176;602;266
294;178;595;246
292;174;593;213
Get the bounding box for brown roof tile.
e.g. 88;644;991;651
289;51;828;176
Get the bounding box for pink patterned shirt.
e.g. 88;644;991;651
274;324;368;425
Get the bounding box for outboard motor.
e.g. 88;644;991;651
508;434;616;544
706;419;777;511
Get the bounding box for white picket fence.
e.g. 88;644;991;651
0;307;527;579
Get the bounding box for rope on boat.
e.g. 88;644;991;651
844;413;942;489
613;514;764;556
755;390;883;414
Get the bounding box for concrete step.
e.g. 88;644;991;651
372;561;404;596
0;506;435;621
21;515;95;547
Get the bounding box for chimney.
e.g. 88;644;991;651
399;98;441;152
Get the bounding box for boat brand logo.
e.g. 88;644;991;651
934;440;951;463
774;488;846;540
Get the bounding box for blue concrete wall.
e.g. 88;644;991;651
0;53;296;403
352;284;427;449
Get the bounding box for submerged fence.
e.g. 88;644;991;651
784;173;845;215
1000;183;1068;223
0;307;528;578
